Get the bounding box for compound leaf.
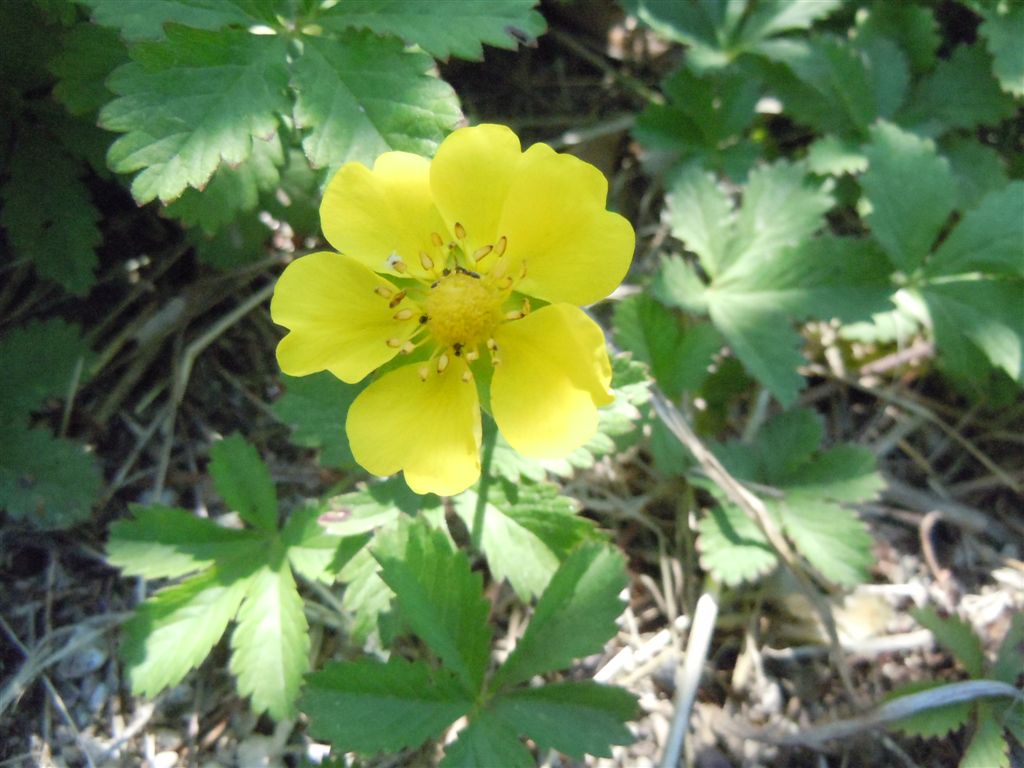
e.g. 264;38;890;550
961;703;1010;768
302;657;471;753
886;680;973;738
928;181;1024;277
50;22;126;115
100;25;290;204
208;433;278;532
229;559;309;720
696;502;777;586
318;0;546;60
440;710;533;768
82;0;269;41
775;495;874;587
978;1;1024;97
912;606;985;678
0;319;91;422
992;612;1024;685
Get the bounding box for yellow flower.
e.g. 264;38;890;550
271;124;634;495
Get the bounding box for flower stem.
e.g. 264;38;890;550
469;417;499;548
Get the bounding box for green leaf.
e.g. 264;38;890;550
806;134;867;176
373;519;492;694
163;134;283;234
282;504;355;583
861;121;956;273
992;612;1024;685
961;704;1010;768
912;606;985;678
664;164;734;278
978;1;1024;97
318;0;546;60
122;560;256;697
82;0;269;41
0;320;91;422
208;434;278;532
898;44;1016;136
50;22;126;115
290;32;460;171
453;480;598;601
928;182;1024;277
493;543;627;690
0;133;101;295
100;25;290;204
229;560;309;720
696;503;777;586
0;423;102;530
922;279;1024;383
493;682;636;759
272;372;362;470
774;495;874;586
319;477;439;537
886;680;973;738
856;2;939;74
440;710;533;768
338;544;392;643
941;136;1010;211
107;505;262;579
301;657;471;753
613;294;721;397
190;209;272;270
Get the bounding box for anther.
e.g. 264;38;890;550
430;232;444;247
454;222;466;239
393;308;414;321
455;266;481;279
436;353;450;373
388;290;407;308
386;253;407;273
498;276;514;290
465;349;480;362
486;338;498;351
490;260;507;279
521;297;531;315
461;370;473;383
419;251;434;270
418;365;429;382
505;309;525;321
386;338;402;348
374;285;394;298
400;341;416;355
472;244;493;262
494;236;507;257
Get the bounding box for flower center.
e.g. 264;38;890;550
424;271;502;349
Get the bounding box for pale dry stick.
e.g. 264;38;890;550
882;475;1010;539
650;391;858;701
593;614;691;684
659;586;720;768
152;282;275;496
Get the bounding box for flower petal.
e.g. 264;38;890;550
320;152;449;279
430;124;522;255
491;304;613;458
499;142;634;306
271;251;419;383
347;360;482;495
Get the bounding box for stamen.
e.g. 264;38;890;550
490;260;507;280
386;338;403;348
431;232;444;247
419;314;428;324
386;253;407;273
461;369;473;383
465;349;480;362
520;261;528;279
419;251;434;271
505;309;525;321
374;285;394;298
389;290;407;308
521;297;531;315
472;245;493;262
436;353;450;373
418;365;430;382
498;276;514;290
494;236;507;257
455;266;481;279
454;222;466;239
393;308;414;321
486;338;498;351
400;341;416;355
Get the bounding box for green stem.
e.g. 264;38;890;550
470;417;499;549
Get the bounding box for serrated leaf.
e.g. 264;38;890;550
100;25;290;204
806;135;867;176
272;372;362;469
281;504;357;583
696;503;777;586
993;613;1024;685
454;480;598;600
492;681;636;759
319;477;439;537
755;408;823;477
373;519;492;693
898;44;1016;136
163;134;283;234
613;294;720;397
0;134;100;295
492;543;627;690
979;2;1024;97
338;544;392;643
775;496;874;586
301;657;471;753
122;560;256;697
781;444;885;503
440;710;533;768
923;279;1024;383
318;0;546;61
107;505;262;579
50;22;126;115
208;434;278;532
229;559;309;720
664;164;734;277
941;136;1010;211
928;182;1024;277
962;703;1010;768
861;122;956;273
0;320;91;422
290;32;460;171
886;680;974;738
0;423;102;530
652;255;710;315
913;606;985;678
857;2;938;74
82;0;269;41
